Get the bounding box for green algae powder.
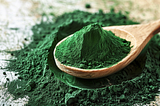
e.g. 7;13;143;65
4;9;160;106
55;23;131;69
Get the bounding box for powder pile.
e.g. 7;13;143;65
55;23;131;69
3;9;160;106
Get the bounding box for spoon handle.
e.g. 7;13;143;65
104;19;160;48
125;19;160;40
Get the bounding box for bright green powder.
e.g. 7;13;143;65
55;23;131;69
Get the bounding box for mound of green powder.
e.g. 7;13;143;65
3;9;160;106
55;23;131;69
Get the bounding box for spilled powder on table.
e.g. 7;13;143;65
3;9;160;106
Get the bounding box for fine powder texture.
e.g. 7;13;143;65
3;9;160;106
55;23;131;69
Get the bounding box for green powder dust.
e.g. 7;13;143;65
3;9;160;106
55;23;131;69
85;3;91;9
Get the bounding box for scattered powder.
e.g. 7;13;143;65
85;3;91;9
3;9;160;106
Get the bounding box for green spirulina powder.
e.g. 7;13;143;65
55;23;131;69
4;9;160;106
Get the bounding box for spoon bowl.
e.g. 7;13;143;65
54;19;160;79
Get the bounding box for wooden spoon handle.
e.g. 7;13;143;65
122;19;160;40
104;19;160;48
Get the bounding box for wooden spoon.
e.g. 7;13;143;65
53;19;160;79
